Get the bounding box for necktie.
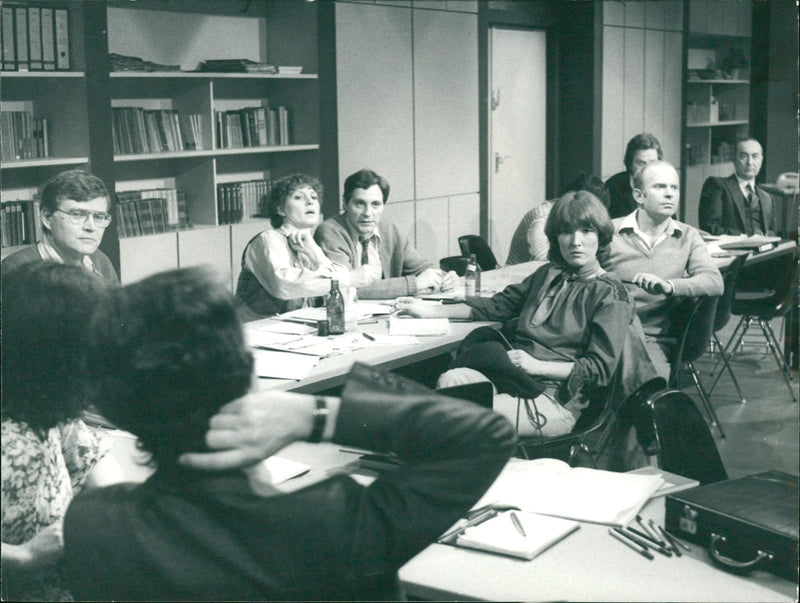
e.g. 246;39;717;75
746;183;757;208
360;238;370;266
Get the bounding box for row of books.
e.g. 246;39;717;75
112;108;203;155
217;178;272;225
116;188;189;238
1;111;48;161
1;4;70;71
1;199;42;248
215;106;290;149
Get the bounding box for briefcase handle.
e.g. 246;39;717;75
710;533;774;572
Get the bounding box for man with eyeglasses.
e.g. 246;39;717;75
2;169;119;285
698;137;775;236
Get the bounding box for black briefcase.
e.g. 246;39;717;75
665;471;799;580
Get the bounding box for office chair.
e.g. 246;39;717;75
706;255;747;403
439;256;470;276
668;295;725;438
715;243;798;403
437;382;494;409
458;235;500;271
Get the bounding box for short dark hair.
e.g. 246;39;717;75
40;169;111;215
623;133;663;173
1;262;110;434
545;190;614;267
734;137;762;154
561;172;611;208
343;169;390;205
88;267;254;469
267;174;323;229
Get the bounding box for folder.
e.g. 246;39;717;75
27;6;42;70
54;8;68;70
14;6;27;71
1;6;16;70
40;7;55;70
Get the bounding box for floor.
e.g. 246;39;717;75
679;317;799;479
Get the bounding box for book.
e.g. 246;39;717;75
27;6;42;70
454;510;580;560
14;6;27;71
714;234;781;253
626;466;700;497
2;6;17;71
40;7;54;70
54;8;68;70
472;458;664;527
389;316;450;336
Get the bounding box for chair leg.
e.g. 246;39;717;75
688;361;726;438
760;320;798;403
710;316;752;391
707;333;748;404
709;316;746;379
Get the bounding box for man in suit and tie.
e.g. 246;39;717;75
698;137;775;236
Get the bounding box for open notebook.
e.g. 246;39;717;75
473;458;664;527
454;510;579;560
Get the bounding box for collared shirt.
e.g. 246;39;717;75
735;175;765;234
37;232;100;276
345;222;382;273
617;209;683;251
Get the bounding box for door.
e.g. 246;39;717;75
489;27;547;265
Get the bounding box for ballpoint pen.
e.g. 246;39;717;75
621;527;671;557
510;511;527;537
657;525;684;557
636;515;664;545
609;529;654;560
361;332;376;341
438;508;498;542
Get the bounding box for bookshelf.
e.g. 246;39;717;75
681;0;752;227
2;0;322;289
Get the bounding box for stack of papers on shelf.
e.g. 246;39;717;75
455;510;580;560
277;65;303;74
251;349;320;380
473;458;664;527
389;316;450;336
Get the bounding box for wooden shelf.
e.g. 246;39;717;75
110;71;317;80
2;156;90;168
686;79;749;85
113;145;319;162
686;120;749;128
1;70;86;78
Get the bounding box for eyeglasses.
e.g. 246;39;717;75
55;208;113;228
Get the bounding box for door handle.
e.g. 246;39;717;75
491;88;501;111
494;152;511;173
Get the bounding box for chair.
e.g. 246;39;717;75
716;243;798;403
437;382;494;409
458;235;500;271
668;295;725;438
439;256;470;276
706;255;748;403
638;388;728;485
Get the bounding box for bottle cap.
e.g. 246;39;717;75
317;320;330;337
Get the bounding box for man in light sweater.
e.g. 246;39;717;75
315;168;458;299
602;160;723;378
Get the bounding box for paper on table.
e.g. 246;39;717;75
626;466;700;497
275;333;367;357
246;318;315;336
389;315;450;336
363;334;420;346
252;348;320;380
246;456;311;491
474;458;664;527
279;303;393;325
244;326;304;349
456;510;580;560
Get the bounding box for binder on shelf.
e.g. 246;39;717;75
54;7;69;70
40;7;55;70
14;6;28;71
2;6;17;71
27;6;42;70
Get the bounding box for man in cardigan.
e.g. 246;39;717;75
315;168;458;299
2;169;119;285
698;137;775;236
602;161;723;378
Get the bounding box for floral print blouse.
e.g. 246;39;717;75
2;418;109;601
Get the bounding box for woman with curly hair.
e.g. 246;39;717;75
235;173;375;319
1;262;123;601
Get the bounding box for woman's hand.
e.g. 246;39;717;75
393;297;443;318
507;349;541;375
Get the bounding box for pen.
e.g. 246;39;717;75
510;511;526;537
361;332;376;341
663;529;691;551
658;525;685;557
621;527;671;557
647;519;670;547
638;515;666;546
609;529;654;560
438;508;498;542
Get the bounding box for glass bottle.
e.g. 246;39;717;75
465;254;479;297
326;279;345;335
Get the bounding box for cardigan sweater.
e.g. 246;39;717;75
1;243;119;286
602;211;723;338
62;365;514;602
315;213;431;299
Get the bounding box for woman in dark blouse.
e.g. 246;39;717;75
396;191;636;437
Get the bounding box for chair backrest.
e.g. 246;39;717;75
458;235;500;271
733;244;798;318
713;255;747;333
669;295;719;382
439;256;470;277
642;388;728;484
437;382;494;409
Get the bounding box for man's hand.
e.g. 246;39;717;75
439;270;459;292
394;297;444;318
632;272;674;295
179;391;327;471
415;268;443;293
